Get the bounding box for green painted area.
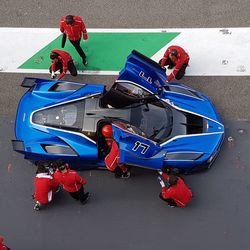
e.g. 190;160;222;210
19;32;180;71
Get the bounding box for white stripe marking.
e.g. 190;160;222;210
0;27;250;76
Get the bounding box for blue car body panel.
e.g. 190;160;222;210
13;50;224;172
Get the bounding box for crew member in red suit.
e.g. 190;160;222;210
60;15;88;65
0;236;10;250
49;50;77;80
54;160;90;204
33;162;60;211
157;168;192;207
159;45;190;82
102;124;130;178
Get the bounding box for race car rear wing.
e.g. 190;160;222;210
21;77;52;88
21;78;37;88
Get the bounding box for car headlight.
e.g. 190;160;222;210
165;152;204;161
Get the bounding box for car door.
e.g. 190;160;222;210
112;123;165;170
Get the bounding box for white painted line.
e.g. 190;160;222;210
8;68;119;75
0;27;250;76
152;28;250;76
0;28;58;72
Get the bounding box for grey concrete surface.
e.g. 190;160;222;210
1;0;250;120
0;0;250;249
1;0;250;28
0;117;250;250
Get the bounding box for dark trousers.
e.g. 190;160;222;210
162;58;188;80
159;193;177;207
70;39;86;60
49;60;77;76
69;185;88;203
114;166;123;178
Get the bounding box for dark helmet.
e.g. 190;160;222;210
50;52;59;60
55;159;69;171
170;49;178;57
58;164;66;171
162;166;170;173
65;15;74;25
168;174;178;186
101;124;113;138
36;162;48;174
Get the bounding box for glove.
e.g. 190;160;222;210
51;71;56;79
83;33;88;40
157;176;165;187
157;176;162;182
48;167;54;175
158;170;163;175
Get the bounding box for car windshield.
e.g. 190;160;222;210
129;101;173;143
32;100;85;131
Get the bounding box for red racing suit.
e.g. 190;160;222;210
50;49;73;80
60;16;88;41
160;45;190;82
34;173;59;205
161;173;192;207
0;236;9;250
54;169;87;193
104;140;127;173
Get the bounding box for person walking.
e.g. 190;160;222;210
54;161;90;204
157;169;192;207
60;15;88;65
159;45;190;82
33;162;60;211
49;50;77;80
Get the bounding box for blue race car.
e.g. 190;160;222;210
12;50;224;173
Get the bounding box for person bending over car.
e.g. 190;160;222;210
33;162;60;211
54;160;90;204
49;50;77;80
159;45;190;82
157;168;192;207
101;124;130;179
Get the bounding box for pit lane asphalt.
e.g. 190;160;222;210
0;1;250;249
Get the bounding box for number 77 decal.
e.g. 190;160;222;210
132;141;150;154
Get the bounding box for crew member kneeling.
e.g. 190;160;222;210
54;160;90;204
33;162;60;211
159;45;190;82
49;50;77;80
157;169;192;207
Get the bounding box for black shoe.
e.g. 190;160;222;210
120;171;131;179
167;204;176;208
34;201;41;211
81;192;90;204
167;65;174;70
82;58;88;66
